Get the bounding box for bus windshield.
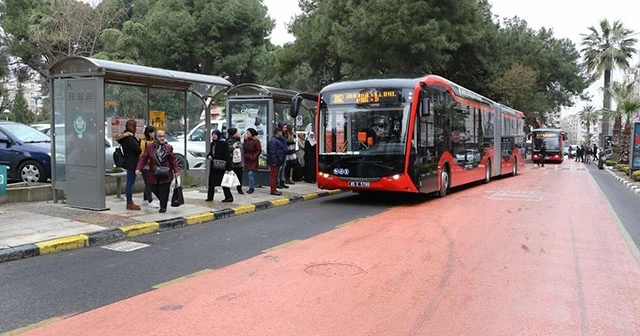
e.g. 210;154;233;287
320;104;411;155
533;131;560;151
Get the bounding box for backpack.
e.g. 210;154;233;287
232;147;242;163
113;147;126;168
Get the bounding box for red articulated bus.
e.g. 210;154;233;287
531;128;565;164
296;75;526;196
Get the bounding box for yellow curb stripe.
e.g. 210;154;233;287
269;198;290;207
120;222;159;238
335;217;363;228
327;189;342;195
153;269;212;289
1;315;67;336
303;193;319;200
185;212;214;225
232;204;256;215
262;239;301;253
35;235;89;255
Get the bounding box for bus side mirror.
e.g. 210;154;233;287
563;134;567;141
420;98;430;116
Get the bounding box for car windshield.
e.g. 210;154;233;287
4;123;51;143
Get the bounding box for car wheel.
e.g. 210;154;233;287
18;160;46;183
175;154;188;171
483;160;491;184
438;166;450;198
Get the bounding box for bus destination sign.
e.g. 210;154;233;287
534;132;558;138
328;89;399;105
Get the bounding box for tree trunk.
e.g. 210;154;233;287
612;116;623;161
602;69;612;146
620;122;632;163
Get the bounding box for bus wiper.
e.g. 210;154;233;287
24;140;51;143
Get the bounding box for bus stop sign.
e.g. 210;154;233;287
0;165;6;197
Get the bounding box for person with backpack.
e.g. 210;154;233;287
139;125;159;208
226;127;244;195
115;119;142;210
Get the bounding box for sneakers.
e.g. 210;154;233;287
126;202;141;210
147;201;160;208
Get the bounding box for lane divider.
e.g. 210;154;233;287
0;190;345;264
262;240;302;253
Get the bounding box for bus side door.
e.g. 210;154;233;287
413;93;438;193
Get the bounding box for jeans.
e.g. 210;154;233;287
125;169;137;203
278;161;286;184
247;170;255;189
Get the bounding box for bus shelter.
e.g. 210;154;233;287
225;84;317;186
48;56;232;210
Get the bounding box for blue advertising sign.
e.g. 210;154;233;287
0;165;6;197
632;122;640;170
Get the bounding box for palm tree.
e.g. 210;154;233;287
617;95;640;163
578;105;600;143
581;19;637;145
603;80;636;161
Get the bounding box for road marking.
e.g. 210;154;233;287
484;190;544;202
101;241;149;252
336;218;363;228
262;240;301;253
153;269;213;289
1;315;69;336
35;235;89;255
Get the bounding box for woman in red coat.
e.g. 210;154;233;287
135;130;180;213
243;128;262;194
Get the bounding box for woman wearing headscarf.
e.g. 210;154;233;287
135;130;180;213
139;125;159;208
303;132;317;183
206;129;233;202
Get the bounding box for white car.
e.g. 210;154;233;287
455;149;482;163
166;133;207;170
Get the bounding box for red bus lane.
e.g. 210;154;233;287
21;161;640;335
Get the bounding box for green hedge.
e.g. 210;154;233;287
633;170;640;182
605;160;616;166
616;164;630;174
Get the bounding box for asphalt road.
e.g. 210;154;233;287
0;191;425;333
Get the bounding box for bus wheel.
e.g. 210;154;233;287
438;168;450;198
483;160;491;184
512;159;518;176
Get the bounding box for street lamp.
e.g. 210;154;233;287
32;95;48;123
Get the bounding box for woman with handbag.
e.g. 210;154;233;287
206;129;233;203
135;130;180;213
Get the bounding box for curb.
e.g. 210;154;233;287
0;190;343;264
604;167;640;195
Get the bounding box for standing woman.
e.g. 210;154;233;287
116;119;141;211
139;125;159;208
243;128;261;194
303;132;317;183
135;130;180;213
206;129;233;203
226;127;244;195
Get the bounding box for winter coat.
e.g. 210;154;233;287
267;135;286;166
207;139;232;187
285;134;297;161
136;142;179;185
304;140;317;182
115;131;141;171
243;137;262;171
226;136;243;168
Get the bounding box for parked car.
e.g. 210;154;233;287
165;132;206;170
455;148;482;163
0;121;53;183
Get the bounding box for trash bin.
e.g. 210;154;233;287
0;165;6;197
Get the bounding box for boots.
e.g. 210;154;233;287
126;202;141;210
237;186;245;194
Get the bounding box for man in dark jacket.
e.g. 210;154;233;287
267;127;286;195
115;119;142;210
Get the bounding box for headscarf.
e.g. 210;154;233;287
153;131;167;163
212;129;222;141
247;128;258;137
307;132;316;147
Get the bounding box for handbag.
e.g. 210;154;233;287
171;176;184;207
221;171;240;188
213;159;227;170
152;144;171;177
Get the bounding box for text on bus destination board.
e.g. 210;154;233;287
329;89;399;105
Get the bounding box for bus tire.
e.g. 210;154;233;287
512;158;518;176
438;166;450;198
483;160;491;184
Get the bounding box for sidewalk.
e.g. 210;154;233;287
0;181;340;263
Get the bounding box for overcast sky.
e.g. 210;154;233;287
264;0;640;116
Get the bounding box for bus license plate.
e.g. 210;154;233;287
348;181;370;188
